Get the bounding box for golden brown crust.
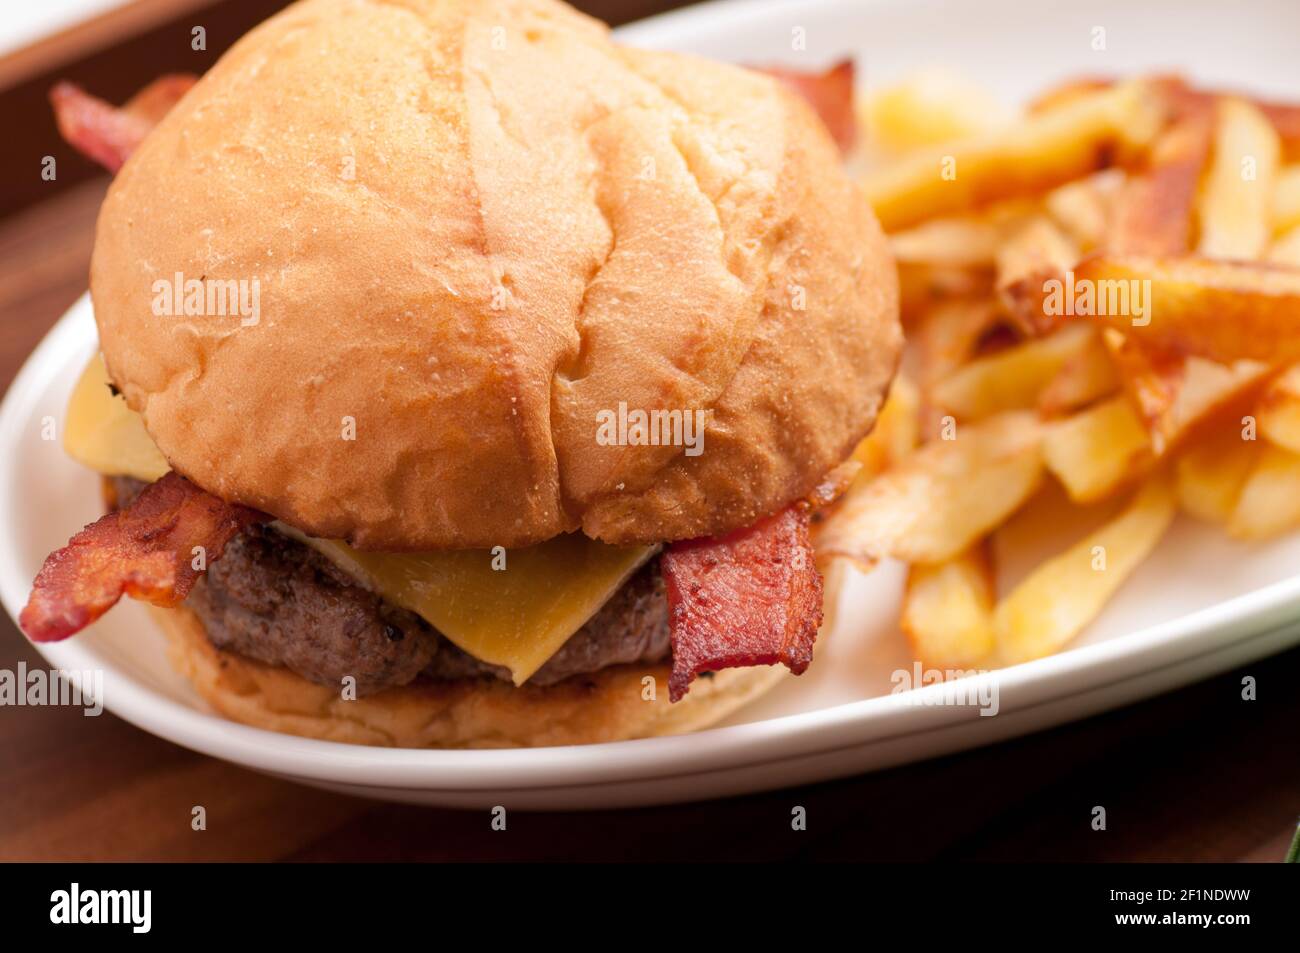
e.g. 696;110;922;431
152;605;793;748
92;0;900;550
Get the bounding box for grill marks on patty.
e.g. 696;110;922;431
111;478;671;695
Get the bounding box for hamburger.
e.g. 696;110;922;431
20;0;900;748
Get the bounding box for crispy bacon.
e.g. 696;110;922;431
662;506;823;702
50;74;196;173
20;473;264;642
758;59;857;153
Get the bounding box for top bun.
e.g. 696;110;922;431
91;0;900;550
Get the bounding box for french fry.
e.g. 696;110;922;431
1266;223;1300;265
1255;363;1300;453
1109;341;1268;451
1050;74;1300;160
990;478;1114;573
900;543;996;670
1037;329;1121;416
1024;254;1300;364
1149;356;1271;453
996;214;1079;313
930;324;1097;420
1175;425;1259;524
1027;75;1115;114
1102;329;1182;427
1042;395;1153;502
914;298;1003;386
1256;101;1300;162
1045;170;1122;250
915;300;1011;435
817;411;1043;568
860;80;1164;231
839;72;1300;673
1197;98;1280;259
890;216;1004;268
1271;165;1300;233
994;474;1176;664
1003;113;1211;324
850;372;921;480
1092;74;1300;161
1108;341;1267;452
1110;109;1213;255
897;263;994;320
863;69;1009;152
1228;443;1300;539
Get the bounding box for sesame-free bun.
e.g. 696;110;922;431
152;605;793;747
92;0;900;550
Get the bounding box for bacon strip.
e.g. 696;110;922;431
662;506;823;702
20;473;264;642
50;74;196;173
757;60;857;153
120;74;198;126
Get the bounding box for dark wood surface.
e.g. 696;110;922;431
1;1;1298;863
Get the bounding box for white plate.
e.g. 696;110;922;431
4;0;1300;810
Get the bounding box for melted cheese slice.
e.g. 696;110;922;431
281;529;655;684
65;354;169;483
64;355;654;681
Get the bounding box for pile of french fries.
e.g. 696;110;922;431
818;72;1300;672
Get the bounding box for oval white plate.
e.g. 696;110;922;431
4;0;1300;809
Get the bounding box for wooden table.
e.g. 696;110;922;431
2;0;1298;863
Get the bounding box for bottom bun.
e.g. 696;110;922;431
151;605;795;748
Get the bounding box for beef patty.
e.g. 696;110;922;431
110;477;671;696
